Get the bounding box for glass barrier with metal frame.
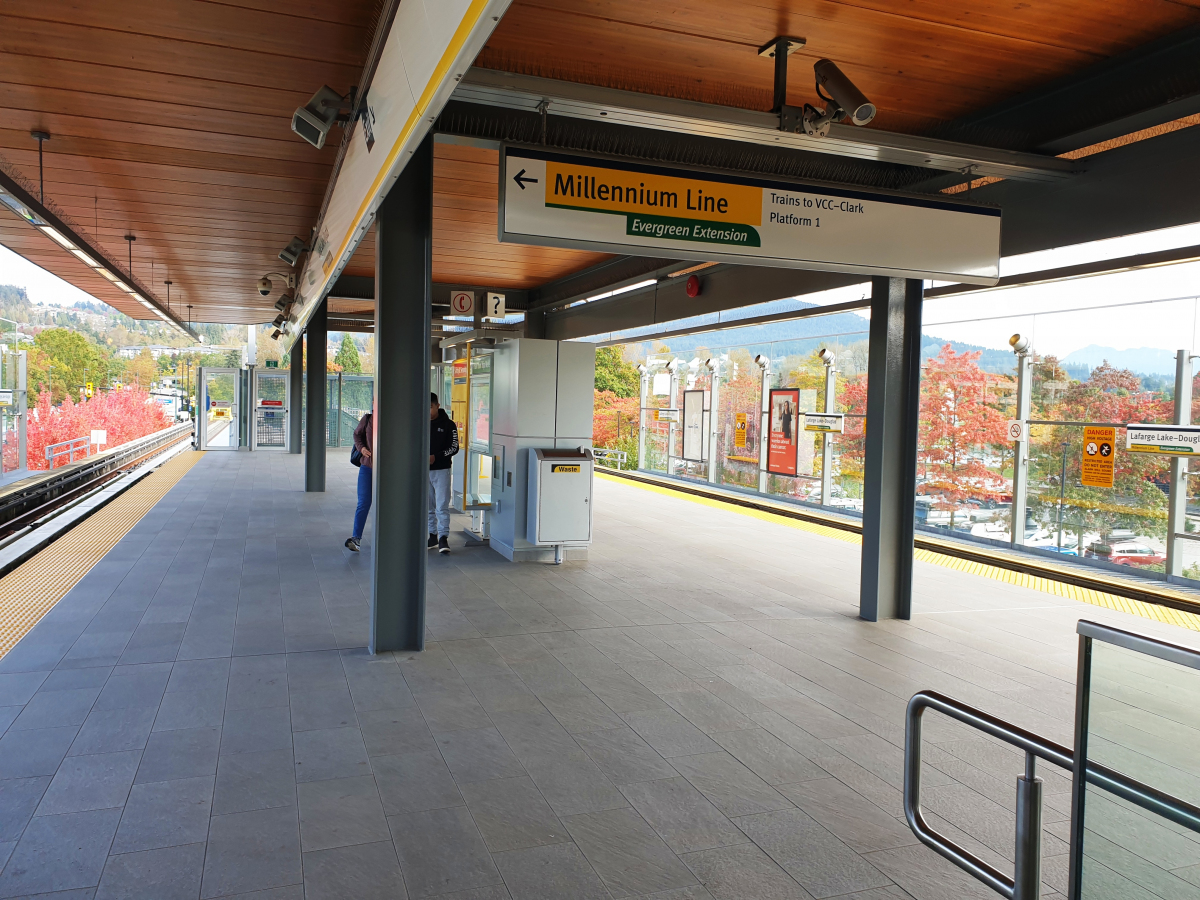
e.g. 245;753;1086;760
904;620;1200;900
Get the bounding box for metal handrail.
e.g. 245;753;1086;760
905;689;1200;900
593;447;628;470
45;435;90;467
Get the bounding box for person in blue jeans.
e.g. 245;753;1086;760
428;392;458;553
345;412;372;552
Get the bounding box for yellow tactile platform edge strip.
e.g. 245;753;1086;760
0;450;205;659
597;471;1200;633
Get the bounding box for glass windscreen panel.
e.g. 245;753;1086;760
1079;639;1200;898
205;372;238;448
326;374;340;446
466;353;492;505
341;376;374;449
255;374;287;448
1;349;21;475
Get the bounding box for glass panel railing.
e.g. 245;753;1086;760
340;375;373;448
1078;632;1200;898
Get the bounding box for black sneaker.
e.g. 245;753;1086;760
438;536;450;554
427;534;438;549
344;537;360;552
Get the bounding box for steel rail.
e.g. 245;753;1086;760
905;690;1200;899
0;424;193;528
454;68;1075;184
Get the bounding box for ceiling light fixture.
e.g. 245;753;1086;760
0;170;197;340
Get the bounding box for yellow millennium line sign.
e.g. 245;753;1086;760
501;146;1003;284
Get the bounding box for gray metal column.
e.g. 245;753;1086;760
1009;341;1033;547
706;358;720;484
305;298;327;491
370;135;433;654
289;335;303;453
1166;348;1193;577
859;276;923;621
756;355;771;493
17;350;27;472
820;354;835;505
637;366;648;471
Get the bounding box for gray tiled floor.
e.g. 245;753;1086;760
0;448;1184;899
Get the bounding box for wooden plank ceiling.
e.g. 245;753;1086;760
3;0;1199;327
0;0;371;325
479;0;1200;135
339;142;609;290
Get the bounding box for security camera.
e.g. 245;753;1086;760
291;86;350;150
257;277;273;297
815;60;875;126
278;237;307;267
802;59;876;137
818;347;836;365
1009;334;1031;354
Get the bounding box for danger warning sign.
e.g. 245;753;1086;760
1081;426;1116;489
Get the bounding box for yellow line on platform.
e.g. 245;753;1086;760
598;471;1200;633
0;450;204;660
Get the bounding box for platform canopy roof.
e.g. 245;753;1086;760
2;1;1199;335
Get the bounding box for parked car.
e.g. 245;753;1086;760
1084;540;1166;567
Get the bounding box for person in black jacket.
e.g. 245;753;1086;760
428;392;458;553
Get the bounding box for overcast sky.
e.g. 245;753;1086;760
2;220;1198;364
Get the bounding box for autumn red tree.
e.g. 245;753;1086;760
1037;360;1173;539
592;390;639;448
10;388;174;471
917;345;1011;505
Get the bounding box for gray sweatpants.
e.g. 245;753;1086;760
428;468;452;537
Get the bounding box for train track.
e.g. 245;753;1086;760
0;424;194;542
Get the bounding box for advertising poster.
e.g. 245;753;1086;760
682;390;704;461
768;389;799;476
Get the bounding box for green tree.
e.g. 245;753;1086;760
27;328;108;404
594;346;639;397
334;333;362;374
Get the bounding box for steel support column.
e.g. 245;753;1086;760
637;367;649;471
1166;348;1194;578
706;358;720;484
820;359;835;505
1010;348;1033;547
859;276;923;621
289;336;303;454
370;135;433;654
304;298;327;491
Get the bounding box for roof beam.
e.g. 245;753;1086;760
925;243;1200;299
0;168;198;339
934;25;1200;155
453;68;1075;184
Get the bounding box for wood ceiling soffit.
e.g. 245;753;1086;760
0;0;375;324
478;0;1200;132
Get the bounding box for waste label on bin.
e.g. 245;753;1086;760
551;465;581;473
